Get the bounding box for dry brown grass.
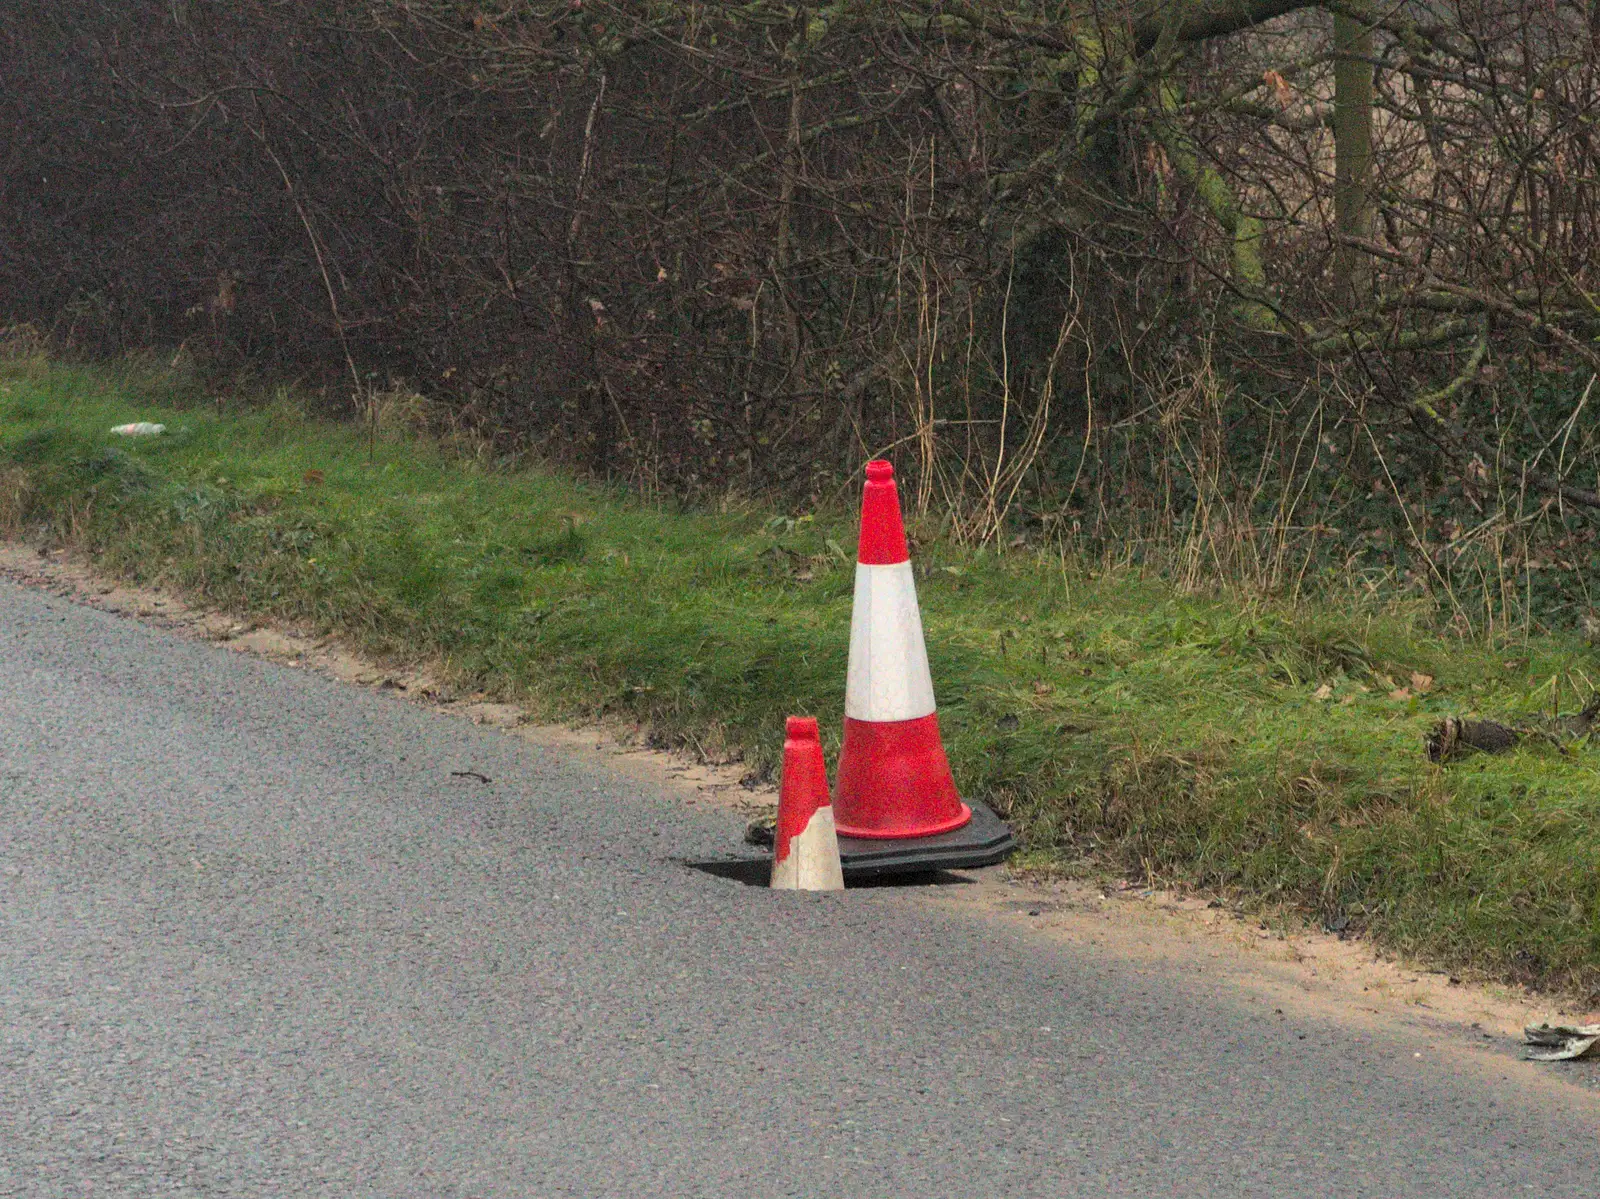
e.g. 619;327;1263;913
0;466;33;536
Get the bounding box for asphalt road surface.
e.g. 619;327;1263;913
3;575;1599;1198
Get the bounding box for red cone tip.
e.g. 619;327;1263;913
775;716;832;863
857;459;910;565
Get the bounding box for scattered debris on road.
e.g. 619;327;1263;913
1524;1021;1600;1061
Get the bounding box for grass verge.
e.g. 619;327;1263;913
5;357;1600;998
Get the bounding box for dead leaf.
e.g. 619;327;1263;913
1262;68;1293;107
303;469;325;486
1033;681;1055;696
1312;683;1334;701
1144;142;1171;179
1389;687;1412;701
1410;671;1435;693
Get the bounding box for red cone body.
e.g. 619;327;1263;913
833;461;971;840
770;717;844;891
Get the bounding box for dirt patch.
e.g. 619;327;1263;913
4;540;1597;1090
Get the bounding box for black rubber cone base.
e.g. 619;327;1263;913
837;799;1016;880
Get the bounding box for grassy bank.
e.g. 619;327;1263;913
6;356;1600;998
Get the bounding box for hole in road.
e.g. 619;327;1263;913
847;869;974;888
682;858;770;886
680;858;977;889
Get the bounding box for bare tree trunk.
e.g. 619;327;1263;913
1333;12;1374;303
775;20;808;419
563;69;611;475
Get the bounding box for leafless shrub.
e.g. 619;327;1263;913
6;0;1600;622
0;324;49;366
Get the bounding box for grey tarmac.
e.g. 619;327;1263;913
2;576;1598;1198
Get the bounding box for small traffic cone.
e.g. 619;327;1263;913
833;460;973;840
769;716;845;891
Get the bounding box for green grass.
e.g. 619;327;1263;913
7;357;1600;997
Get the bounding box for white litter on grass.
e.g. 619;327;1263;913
1524;1022;1600;1061
109;422;165;437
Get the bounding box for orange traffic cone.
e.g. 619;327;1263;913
833;460;972;840
769;716;845;891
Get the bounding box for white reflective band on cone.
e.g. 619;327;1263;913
845;561;937;723
770;806;844;891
